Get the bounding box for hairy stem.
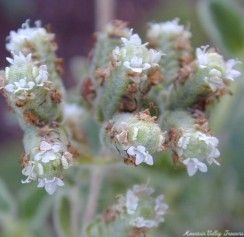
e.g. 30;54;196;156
80;167;104;237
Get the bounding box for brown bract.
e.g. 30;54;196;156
107;20;129;38
136;109;157;123
95;67;110;85
20;153;30;168
103;207;120;224
129;227;146;237
55;58;64;75
24;110;43;126
50;88;62;103
81;78;96;104
148;67;164;86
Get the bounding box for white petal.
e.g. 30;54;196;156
41;151;56;163
144;154;154;166
5;84;15;93
52;143;62;152
37;178;45;188
126;190;139;214
197;161;208;173
27;81;35;89
183;158;197;176
40;141;52;151
127;146;136;156
135;154;144;165
34;152;43;161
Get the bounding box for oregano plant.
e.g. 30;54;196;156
0;18;241;237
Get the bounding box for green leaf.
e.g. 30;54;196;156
0;179;16;220
198;0;244;56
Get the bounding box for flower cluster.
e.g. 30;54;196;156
6;20;55;54
4;52;48;98
120;184;168;228
22;138;72;194
112;33;162;73
176;130;220;176
196;46;241;91
102;112;165;166
147;18;191;40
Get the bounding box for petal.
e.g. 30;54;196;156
42;151;56;163
37;178;45;188
27;81;35;89
197;161;208;173
5;84;15;93
127;146;136;156
6;57;13;64
126;190;139;214
137;145;146;153
144;154;154;166
56;178;64;187
34;152;43;161
135;154;144;165
183;159;197;176
45;182;57;195
52;143;62;152
40;141;52;151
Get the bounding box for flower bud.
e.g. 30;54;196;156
101;112;165;165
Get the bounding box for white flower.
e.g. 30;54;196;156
196;46;241;87
225;59;241;80
21;163;36;183
177;131;220;170
6;20;54;53
126;190;139;214
121;34;143;47
127;145;154;165
147;19;191;39
196;46;210;68
182;158;208;176
34;141;62;163
37;177;64;195
6;52;32;65
61;151;73;169
123;56;151;73
5;78;35;94
147;49;162;65
154;195;168;218
112;32;161;73
35;65;48;86
204;69;225;91
21;162;44;183
130;216;157;228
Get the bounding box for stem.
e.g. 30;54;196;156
95;0;116;31
80;167;104;237
70;187;81;237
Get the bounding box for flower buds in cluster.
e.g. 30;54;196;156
4;52;62;126
196;45;241;91
21;127;72;194
147;19;192;85
120;184;168;228
2;21;72;194
112;33;162;74
176;130;220;176
101;111;165;166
